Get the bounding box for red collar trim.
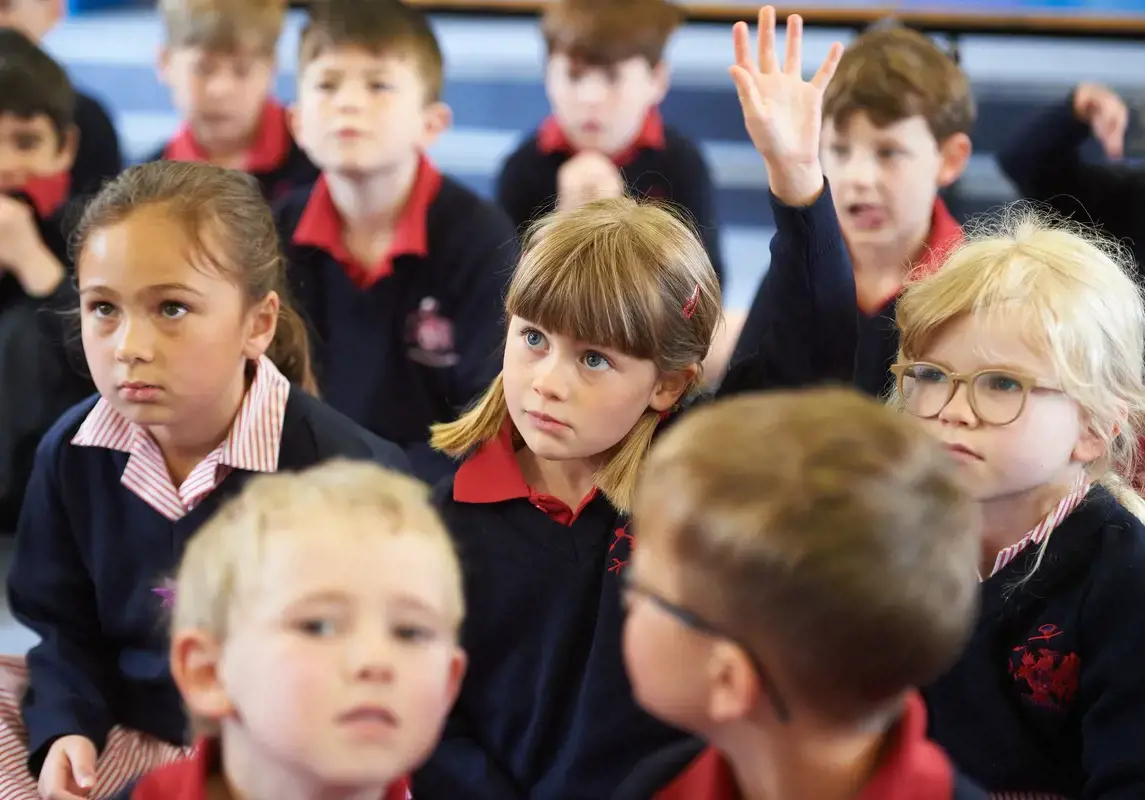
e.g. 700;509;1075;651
537;109;666;167
453;423;598;525
164;99;293;175
291;153;442;290
131;738;411;800
21;171;70;218
910;198;963;281
655;694;951;800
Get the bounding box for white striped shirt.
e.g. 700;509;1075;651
70;356;290;521
988;476;1091;579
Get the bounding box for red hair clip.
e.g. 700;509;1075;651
682;284;701;320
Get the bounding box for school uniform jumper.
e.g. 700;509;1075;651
122;738;410;800
925;483;1145;799
998;96;1145;272
495;110;725;285
71;90;123;199
274;154;518;484
147;100;318;203
7;357;409;776
719;183;962;399
614;694;987;800
0;184;91;532
412;425;687;800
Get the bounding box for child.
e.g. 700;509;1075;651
614;388;986;799
998;81;1145;271
0;0;121;198
0;27;93;533
277;0;518;484
0;160;409;800
892;208;1145;797
412;196;722;800
151;0;318;202
496;0;725;285
722;15;974;397
119;460;466;800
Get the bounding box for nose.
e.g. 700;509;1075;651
840;150;878;188
936;380;978;426
531;354;572;401
572;73;609;106
203;70;239;101
347;631;397;683
113;316;156;365
334;79;368;112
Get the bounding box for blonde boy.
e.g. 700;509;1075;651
617;389;987;800
122;461;466;800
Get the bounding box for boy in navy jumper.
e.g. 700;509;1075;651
0;161;407;800
0;0;122;198
150;0;317;202
495;0;724;285
0;28;94;533
615;389;986;800
722;18;973;397
998;81;1145;270
276;0;517;484
119;461;465;800
413;197;723;800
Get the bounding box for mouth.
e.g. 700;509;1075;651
845;203;889;230
526;410;570;431
335;128;366;139
944;442;983;461
118;381;163;403
337;705;399;729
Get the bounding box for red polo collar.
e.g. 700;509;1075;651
655;693;952;800
291;153;443;290
21;171;70;218
453;423;598;525
862;198;963;315
537;109;667;168
130;738;411;800
164;99;292;175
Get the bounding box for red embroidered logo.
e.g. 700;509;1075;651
1009;625;1080;710
406;297;459;367
608;524;634;574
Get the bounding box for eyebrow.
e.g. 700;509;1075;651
79;282;206;298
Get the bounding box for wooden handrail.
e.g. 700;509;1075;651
383;0;1145;38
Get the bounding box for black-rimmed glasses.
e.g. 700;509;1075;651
621;571;791;722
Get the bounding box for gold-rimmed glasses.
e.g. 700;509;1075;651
890;362;1059;426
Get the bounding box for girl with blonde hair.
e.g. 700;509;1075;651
413;196;722;800
890;206;1145;797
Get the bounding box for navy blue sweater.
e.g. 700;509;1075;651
71;91;122;200
8;388;409;775
717;183;857;399
412;442;685;799
495;121;725;286
275;172;516;484
925;486;1145;798
998;96;1145;273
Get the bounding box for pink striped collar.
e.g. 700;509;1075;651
988;475;1091;579
71;356;291;521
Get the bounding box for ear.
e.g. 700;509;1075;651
242;290;280;361
170;629;235;723
706;641;759;725
46;0;65;29
650;60;671;106
286;103;300;142
420;101;453;149
648;363;700;413
157;46;173;85
936;132;972;188
52;125;79;174
1074;404;1122;465
444;647;468;709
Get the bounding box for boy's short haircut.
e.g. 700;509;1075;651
636;388;980;726
823;24;975;142
0;27;74;147
299;0;445;103
159;0;286;58
541;0;685;68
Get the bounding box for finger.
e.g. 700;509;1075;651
729;65;763;110
810;41;845;90
758;6;779;74
732;21;757;73
784;14;803;75
67;747;96;793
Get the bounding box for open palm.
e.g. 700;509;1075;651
729;6;844;168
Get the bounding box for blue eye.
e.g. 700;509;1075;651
295;618;338;637
523;328;545;348
583;351;611;371
159;302;188;320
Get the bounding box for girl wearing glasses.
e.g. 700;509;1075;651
892;208;1145;799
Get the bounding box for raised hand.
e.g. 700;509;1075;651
729;6;843;204
1073;82;1129;160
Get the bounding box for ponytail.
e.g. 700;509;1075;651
266;296;318;395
